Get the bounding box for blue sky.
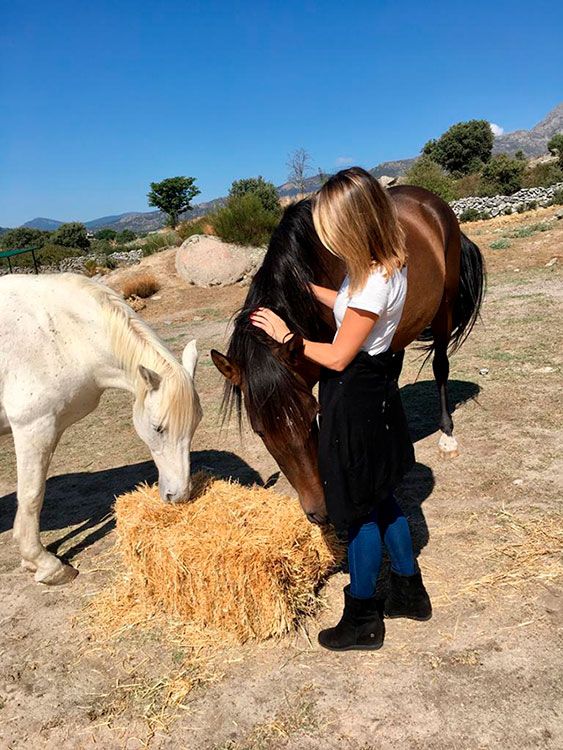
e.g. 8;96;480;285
1;0;562;226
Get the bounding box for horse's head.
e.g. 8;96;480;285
212;333;328;525
133;340;202;502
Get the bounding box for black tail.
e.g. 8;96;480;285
450;232;486;353
417;232;486;356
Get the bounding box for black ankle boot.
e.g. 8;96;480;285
318;585;385;652
384;568;432;621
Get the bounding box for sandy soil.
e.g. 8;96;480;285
1;206;562;749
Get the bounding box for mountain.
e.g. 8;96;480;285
18;102;563;233
22;217;64;230
493;103;563;157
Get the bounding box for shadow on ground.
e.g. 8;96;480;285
402;378;480;443
0;450;265;561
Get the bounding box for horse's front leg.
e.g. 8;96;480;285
431;301;460;459
12;419;78;585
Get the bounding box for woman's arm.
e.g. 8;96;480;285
250;306;378;372
310;283;338;310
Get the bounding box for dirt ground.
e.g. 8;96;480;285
1;206;562;749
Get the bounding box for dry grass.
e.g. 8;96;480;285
93;473;344;644
121;272;160;299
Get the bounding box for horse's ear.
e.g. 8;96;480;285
138;365;162;391
211;350;242;387
278;334;304;367
182;339;198;378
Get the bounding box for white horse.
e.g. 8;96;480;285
0;273;202;585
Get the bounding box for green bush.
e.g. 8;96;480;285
212;193;279;246
38;244;81;266
490;238;511;250
228;176;280;214
140;230;181;256
547;134;563;169
115;229;137;243
176;218;209;241
480;154;525;195
453;172;487;198
51;222;90;250
0;226;51;251
550;188;563;205
522;161;563;188
459;207;487;222
95;228;117;241
403;156;456;201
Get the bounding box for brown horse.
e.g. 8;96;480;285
212;186;485;524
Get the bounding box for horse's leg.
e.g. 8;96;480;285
431;299;459;459
12;419;78;585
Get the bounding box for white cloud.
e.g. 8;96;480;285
335;156;354;166
490;122;504;136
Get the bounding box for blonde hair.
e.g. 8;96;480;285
312;167;407;293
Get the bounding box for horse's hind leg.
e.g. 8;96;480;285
12;420;78;585
431;299;460;459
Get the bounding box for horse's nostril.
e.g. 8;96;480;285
165;492;174;502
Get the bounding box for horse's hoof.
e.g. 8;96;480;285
20;559;38;573
35;562;78;586
438;433;460;459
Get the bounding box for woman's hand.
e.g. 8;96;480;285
250;307;292;344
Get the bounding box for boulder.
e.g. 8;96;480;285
175;234;266;287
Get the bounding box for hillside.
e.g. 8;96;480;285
18;102;563;234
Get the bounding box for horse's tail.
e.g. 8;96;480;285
449;232;486;353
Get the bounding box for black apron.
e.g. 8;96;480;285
318;348;414;531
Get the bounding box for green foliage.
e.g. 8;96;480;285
514;150;526;161
228;176;280;214
459;207;487;222
116;229;137;243
95;228;117;240
148;176;200;228
522;161;563;188
423;119;494;175
212;193;279;246
0;226;50;251
403;156;456;200
141;231;182;256
507;222;552;238
38;244;81;266
453;172;487;198
176;218;209;241
551;188;563;205
480;154;525;195
489;238;511;250
51;222;90;250
547;133;563;169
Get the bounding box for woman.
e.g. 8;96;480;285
250;167;431;652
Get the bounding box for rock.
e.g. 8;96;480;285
378;175;398;188
175;234;266;288
479;367;489;376
545;257;559;267
555;209;563;220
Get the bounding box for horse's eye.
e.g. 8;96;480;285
154;424;165;434
255;430;265;438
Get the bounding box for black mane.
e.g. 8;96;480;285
223;199;334;437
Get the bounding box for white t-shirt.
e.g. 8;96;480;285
333;266;407;355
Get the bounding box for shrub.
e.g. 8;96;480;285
121;272;160;299
480;154;525;195
176;218;209;241
547;133;563;169
522;162;563;188
454;172;486;198
51;222;90;250
0;226;51;251
403;156;456;201
550;188;563;205
228;176;280;214
95;228;117;241
212;193;279;246
422;120;494;175
116;229;137;244
490;238;511;250
38;244;81;266
140;231;181;256
459;207;487;222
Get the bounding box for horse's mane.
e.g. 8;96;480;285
75;275;200;438
223;199;335;439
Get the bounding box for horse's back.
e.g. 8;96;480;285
389;186;461;349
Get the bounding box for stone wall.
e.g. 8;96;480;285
450;182;563;219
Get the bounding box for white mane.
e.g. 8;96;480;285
85;277;200;439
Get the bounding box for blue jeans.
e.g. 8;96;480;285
348;494;415;599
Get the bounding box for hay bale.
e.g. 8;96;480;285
112;474;343;642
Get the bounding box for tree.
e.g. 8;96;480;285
228;176;280;214
317;168;331;186
287;148;313;196
116;229;137;243
547;133;563;169
423;120;494;175
0;226;50;250
147;176;200;228
403;156;456;201
481;154;525;195
51;222;90;250
95;228;117;241
514;149;526;161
